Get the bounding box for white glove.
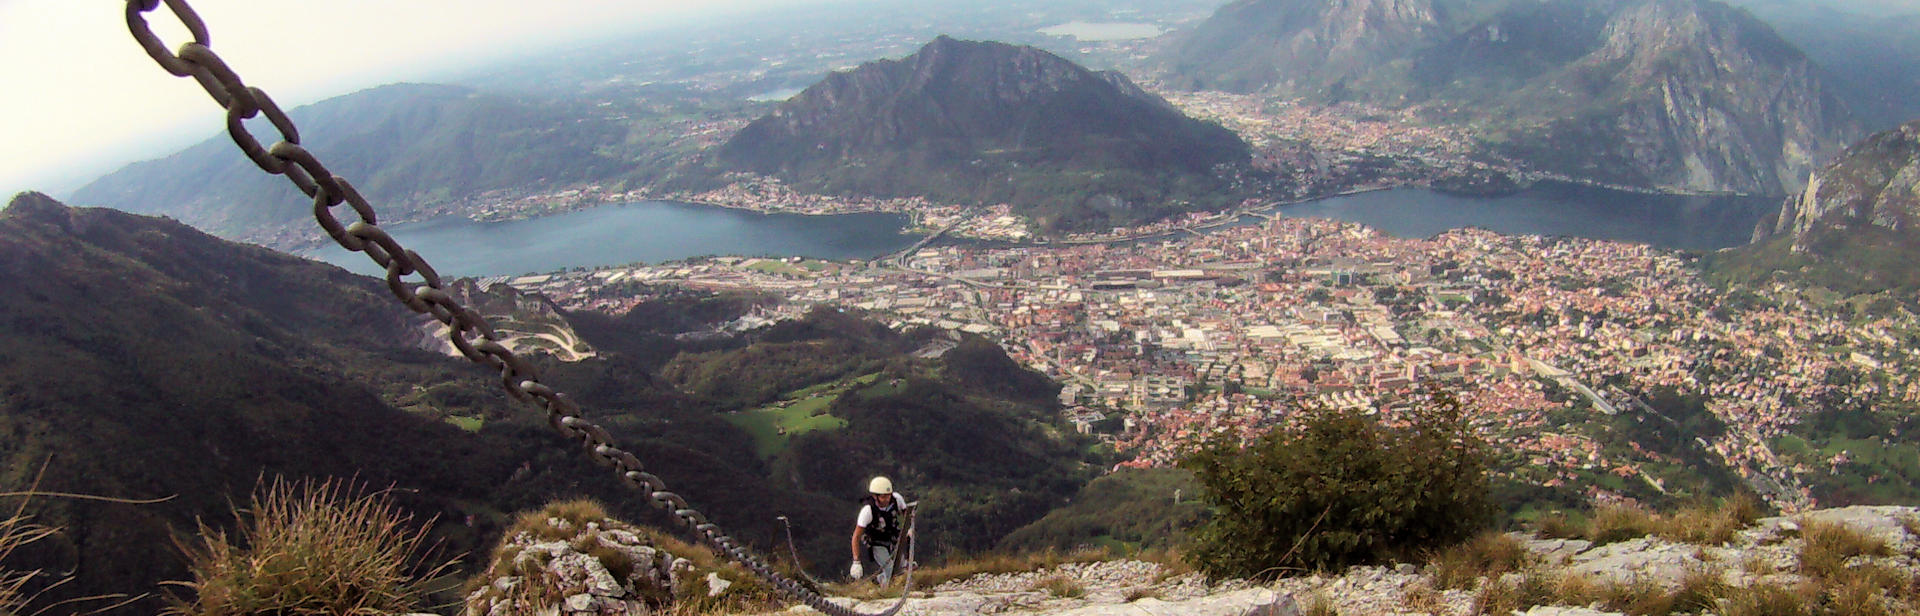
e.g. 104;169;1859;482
850;563;864;579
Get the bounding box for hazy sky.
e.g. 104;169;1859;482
0;0;821;199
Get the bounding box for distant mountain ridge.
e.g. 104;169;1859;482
715;36;1255;232
70;83;630;243
1159;0;1861;195
1721;0;1920;128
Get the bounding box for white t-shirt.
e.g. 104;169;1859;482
856;493;909;528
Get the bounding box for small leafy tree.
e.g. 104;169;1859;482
1180;389;1493;578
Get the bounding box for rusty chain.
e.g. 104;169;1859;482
121;2;915;614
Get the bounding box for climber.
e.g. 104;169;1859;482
849;476;910;584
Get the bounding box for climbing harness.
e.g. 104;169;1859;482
120;2;914;614
779;503;918;587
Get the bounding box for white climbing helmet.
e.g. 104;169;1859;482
868;476;893;495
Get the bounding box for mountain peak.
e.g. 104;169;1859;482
715;37;1251;233
4;191;72;224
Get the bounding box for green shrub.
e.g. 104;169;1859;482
1180;390;1493;578
165;478;442;616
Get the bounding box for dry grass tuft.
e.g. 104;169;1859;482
1588;504;1661;546
1799;519;1894;583
1657;496;1762;545
1471;570;1554;616
1534;510;1589;541
1665;567;1731;614
1825;573;1898;616
1716;582;1814;616
164;477;442;616
1303;592;1338;616
1542;497;1762;548
1546;572;1600;605
910;547;1110;588
1593;577;1677;616
1122;586;1161;602
1132;546;1196;581
1031;574;1086;599
1399;581;1444;614
1430;532;1533;590
0;498;59;616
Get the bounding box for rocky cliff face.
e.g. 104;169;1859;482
717;36;1253;232
1161;0;1861;195
1762;120;1920;248
1161;0;1442;96
1523;0;1856;194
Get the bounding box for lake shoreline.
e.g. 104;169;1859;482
300;181;1778;279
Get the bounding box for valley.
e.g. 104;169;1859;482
11;0;1920;613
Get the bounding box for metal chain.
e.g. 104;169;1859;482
121;3;913;614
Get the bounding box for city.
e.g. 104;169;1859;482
479;211;1920;515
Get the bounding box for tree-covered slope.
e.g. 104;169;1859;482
70;84;630;242
0;193;524;612
0;198;1095;610
714;36;1255;233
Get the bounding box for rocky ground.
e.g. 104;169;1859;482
778;506;1920;616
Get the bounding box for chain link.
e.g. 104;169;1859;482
121;3;915;615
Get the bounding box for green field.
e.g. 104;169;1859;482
445;415;485;432
746;260;806;276
725;372;885;458
728;396;849;458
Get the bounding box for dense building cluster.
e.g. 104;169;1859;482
495;211;1918;512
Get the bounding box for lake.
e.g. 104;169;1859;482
746;86;806;102
1037;21;1166;41
302;201;919;278
1270;183;1779;251
301;184;1779;278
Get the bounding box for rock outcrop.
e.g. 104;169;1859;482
1721;120;1920;293
789;506;1920;616
464;513;692;616
1762;120;1920;248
